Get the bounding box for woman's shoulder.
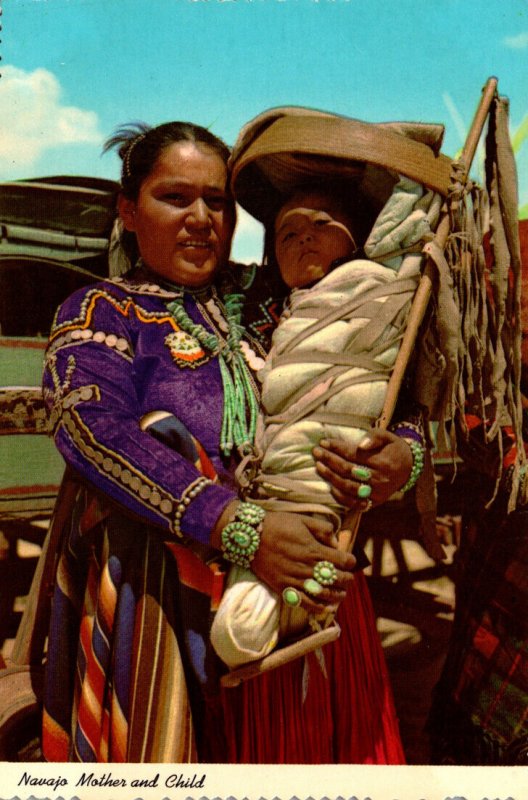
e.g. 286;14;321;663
54;277;122;315
52;274;179;334
53;276;122;314
56;272;181;313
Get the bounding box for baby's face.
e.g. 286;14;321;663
274;191;357;288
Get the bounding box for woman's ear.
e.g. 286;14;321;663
118;194;137;232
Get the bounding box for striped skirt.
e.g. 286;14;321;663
42;476;404;764
42;477;226;762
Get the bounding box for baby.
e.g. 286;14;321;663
210;183;420;668
273;188;361;290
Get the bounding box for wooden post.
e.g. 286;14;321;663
339;76;499;554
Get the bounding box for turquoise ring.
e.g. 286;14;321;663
313;560;338;586
357;482;372;500
282;586;302;607
351;464;372;481
303;577;324;596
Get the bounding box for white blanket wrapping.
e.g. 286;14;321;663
254;258;409;514
211;177;441;668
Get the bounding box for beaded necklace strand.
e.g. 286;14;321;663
166;289;260;458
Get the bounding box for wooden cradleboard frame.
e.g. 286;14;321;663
220;622;341;688
338;76;500;554
221;77;501;687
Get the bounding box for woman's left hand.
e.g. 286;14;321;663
312;429;413;509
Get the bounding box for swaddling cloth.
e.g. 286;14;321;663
254;260;414;511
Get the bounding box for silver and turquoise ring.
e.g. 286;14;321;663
351;464;372;482
357;482;372;500
313;560;338;587
303;577;324;596
282;586;302;607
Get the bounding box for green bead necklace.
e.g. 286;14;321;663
166;289;259;458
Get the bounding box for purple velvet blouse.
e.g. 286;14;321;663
43;272;266;546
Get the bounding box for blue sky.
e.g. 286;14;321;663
1;0;527;261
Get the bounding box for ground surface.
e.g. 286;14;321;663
364;536;456;763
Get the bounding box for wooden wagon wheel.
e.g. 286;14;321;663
0;665;43;760
0;475;79;755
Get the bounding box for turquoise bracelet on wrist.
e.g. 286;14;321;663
221;501;265;568
399;439;425;493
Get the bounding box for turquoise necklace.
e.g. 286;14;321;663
166;288;260;458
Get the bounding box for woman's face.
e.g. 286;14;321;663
119;141;235;287
274;191;356;289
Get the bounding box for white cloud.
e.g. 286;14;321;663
503;31;528;49
0;65;102;176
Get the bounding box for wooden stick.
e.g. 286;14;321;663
379;76;498;431
338;76;499;555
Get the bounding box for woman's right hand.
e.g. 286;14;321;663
249;510;356;614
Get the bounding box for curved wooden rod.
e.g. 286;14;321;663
339;76;499;553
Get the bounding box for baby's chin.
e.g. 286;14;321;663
296;263;328;287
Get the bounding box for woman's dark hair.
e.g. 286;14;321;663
104;121;231;199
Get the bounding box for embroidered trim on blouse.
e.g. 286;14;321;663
49;287;181;345
57;404;190;536
173;476;212;536
110;276;180;298
248;296;285;346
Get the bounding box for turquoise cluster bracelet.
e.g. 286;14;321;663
221;501;265;568
400;439;425;493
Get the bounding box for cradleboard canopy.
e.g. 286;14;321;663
230;106;453;226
